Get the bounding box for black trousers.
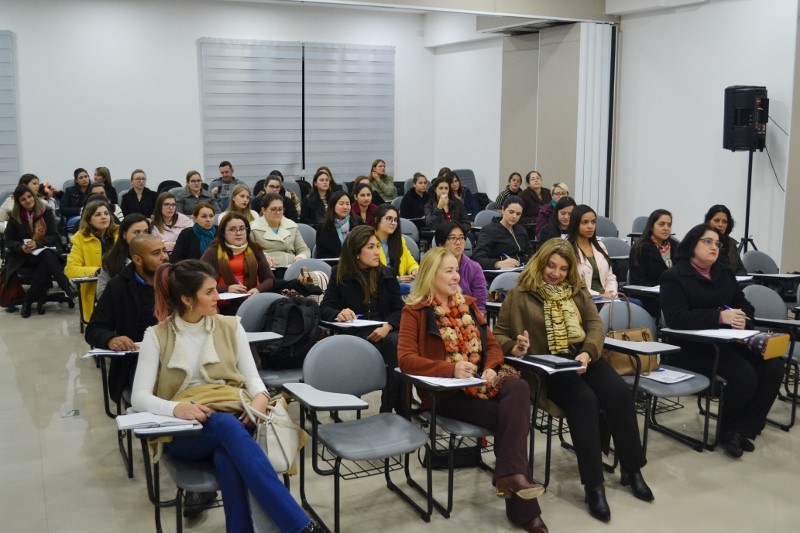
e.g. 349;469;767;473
669;343;784;439
438;378;541;527
355;330;405;415
545;358;646;487
20;249;68;305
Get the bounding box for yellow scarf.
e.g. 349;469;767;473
536;284;586;355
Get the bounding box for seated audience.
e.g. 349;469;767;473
97;214;152;298
373;204;418;291
568;205;617;298
494;238;653;522
494;172;523;207
93;166;119;206
65;199;119;323
351;182;378;225
368;158;397;201
120;169;158;217
171;203;217;263
424;176;470;232
435;221;486;312
131;259;319;533
535;182;570;233
60;168;92;228
268;170;302;219
519;170;551;225
222;184;258;223
352;175;385;205
151;192;193;253
398;247;547;533
253;174;298;222
537;196;576;243
704;204;746;275
399;172;428;219
209;160;244;211
442;169;480;220
4;185;75;317
1;174;49;234
320;225;405;414
300;169;333;225
314;190;365;259
250;193;311;269
84;182;124;222
660;224;784;458
473;196;531;270
628;209;678;316
175;170;219;215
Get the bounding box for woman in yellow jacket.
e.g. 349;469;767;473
373;204;418;294
65;198;119;323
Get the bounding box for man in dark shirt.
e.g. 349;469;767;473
209;160;243;211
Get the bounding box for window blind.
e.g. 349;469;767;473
0;31;19;189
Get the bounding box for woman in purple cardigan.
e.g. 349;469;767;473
435;221;486;312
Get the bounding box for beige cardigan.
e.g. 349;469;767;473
250;216;310;267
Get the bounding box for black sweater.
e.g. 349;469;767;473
314;214;365;259
472;220;531;270
320;265;404;330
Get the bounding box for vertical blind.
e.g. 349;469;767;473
199;38;395;185
0;31;19;189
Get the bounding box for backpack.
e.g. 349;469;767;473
258;297;321;369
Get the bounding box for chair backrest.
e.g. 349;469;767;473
743;284;787;320
404;178;414;195
296;223;317;250
403;234;420;261
394;181;404;196
451;169;479;193
282;180;302;199
598;236;631;257
112;178;131;197
284;258;332;280
595;216;619;238
485;201;496;211
489;271;520;292
599;300;657;334
236;292;286;332
631;216;648;234
157;180;182;194
169;186;183;196
0;189;11;207
303;336;386;395
62;179;74;191
742;250;779;274
474;210;499;228
399;218;419;243
391;196;403;210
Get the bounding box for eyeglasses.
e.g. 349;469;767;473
268;207;284;213
132;177;146;182
446;236;466;243
266;184;281;190
552;191;567;197
227;226;247;234
698;238;722;249
189;179;203;184
162;203;176;208
382;216;398;224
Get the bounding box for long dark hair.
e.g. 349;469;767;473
312;168;335;201
320;190;359;230
567;204;610;264
153;260;217;322
373;204;402;267
337;225;380;303
11;184;45;223
152;192;178;232
631;209;677;267
101;214;151;278
426;176;451;206
675;224;723;263
546;196;577;233
703;204;735;236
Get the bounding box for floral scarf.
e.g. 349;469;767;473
334;216;351;243
652;237;672;268
536;283;586;355
20;208;46;240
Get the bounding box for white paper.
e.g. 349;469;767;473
82;348;137;358
642;368;694;384
70;276;98;282
736;276;753;282
622;285;660;294
483;266;524;274
117;412;197;430
505;356;583;374
748;273;800;279
691;329;759;340
31;246;58;256
407;375;485;388
218;292;249;300
322;319;386;328
135;423;201;435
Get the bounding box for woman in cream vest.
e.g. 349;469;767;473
250;193;310;269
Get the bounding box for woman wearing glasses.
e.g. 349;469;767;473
151;192;193;253
120;169;159;217
253;174;298;221
435;221;486;313
534;182;570;233
660;224;783;459
175;170;219;215
251;193;311;269
372;204;418;293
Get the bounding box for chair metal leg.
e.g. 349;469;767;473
766;359;798;431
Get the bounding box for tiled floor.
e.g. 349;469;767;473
2;301;800;532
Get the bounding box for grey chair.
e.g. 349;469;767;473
404;178;414;195
391;196;403;210
485;201;496;211
169;186;183;196
743;250;799;302
236;292;303;390
283;180;302;199
403;235;420;262
628;215;648;242
284;258;331;280
743;284;799;430
400;217;420;243
600;236;632;282
473;210;499;228
112;178;131;196
451;169;479;194
595;216;619;238
489;271;520;292
296;223;317;252
285;336;431;532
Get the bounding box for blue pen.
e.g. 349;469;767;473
501;253;510;260
723;305;733;310
355;314;363;319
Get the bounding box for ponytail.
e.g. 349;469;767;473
152;260;217;322
153;263;176;323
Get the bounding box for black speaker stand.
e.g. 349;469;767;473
737;150;758;253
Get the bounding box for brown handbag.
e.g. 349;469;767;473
601;297;660;376
0;269;26;308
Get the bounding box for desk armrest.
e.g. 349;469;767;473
752;317;800;330
283;382;368;411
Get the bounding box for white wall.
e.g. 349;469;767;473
614;0;797;260
0;0;436;188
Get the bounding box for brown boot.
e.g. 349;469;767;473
521;515;549;533
495;474;545;500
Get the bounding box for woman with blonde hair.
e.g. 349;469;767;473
398;247;547;533
493;238;652;522
369;158;396;201
222;184;258;223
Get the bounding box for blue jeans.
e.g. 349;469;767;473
164;413;309;533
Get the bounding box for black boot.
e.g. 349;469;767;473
620;470;654;501
20;301;32;318
584;484;611;522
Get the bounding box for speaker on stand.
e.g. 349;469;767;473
723;85;768;253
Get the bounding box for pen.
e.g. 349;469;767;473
501;253;510;260
723;305;733;310
355;314;363;319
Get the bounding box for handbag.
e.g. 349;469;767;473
0;269;26;308
743;332;791;360
239;389;306;474
298;267;328;305
601;297;660;376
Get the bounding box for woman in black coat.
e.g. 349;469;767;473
660;223;784;459
314;190;364;259
4;185;75;316
628;209;680;316
171;203;217;262
319;225;405;414
424;176;470;232
472;196;531;270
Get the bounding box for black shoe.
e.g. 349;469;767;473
620;470;654;502
36;302;46;315
584;485;611;522
64;283;78;300
721;431;744;459
183;491;217;518
740;436;755;452
20;302;32;319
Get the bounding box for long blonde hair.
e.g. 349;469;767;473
405;247;458;305
517;238;583;296
224;184;254;222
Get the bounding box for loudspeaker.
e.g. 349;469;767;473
723;86;768;152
